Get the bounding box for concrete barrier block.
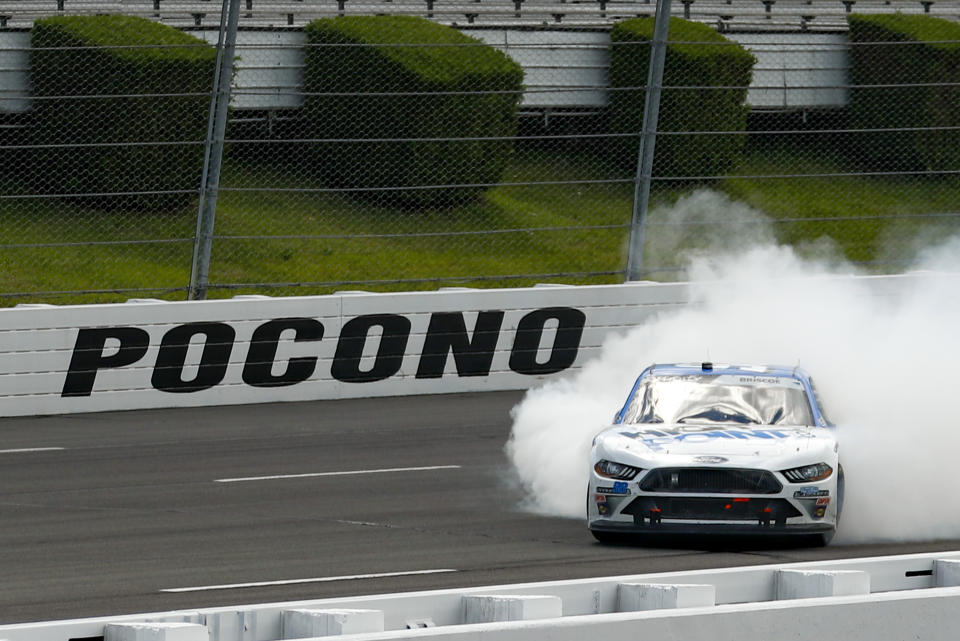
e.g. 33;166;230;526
616;583;716;611
282;609;384;638
776;570;870;600
934;559;960;587
462;595;562;624
105;623;209;641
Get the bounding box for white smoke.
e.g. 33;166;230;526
506;190;960;543
640;189;775;276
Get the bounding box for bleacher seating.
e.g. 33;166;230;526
0;0;956;30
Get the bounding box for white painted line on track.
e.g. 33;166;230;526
214;465;462;483
0;447;65;454
160;568;458;593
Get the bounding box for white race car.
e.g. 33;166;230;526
588;363;842;546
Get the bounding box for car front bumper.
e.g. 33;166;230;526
588;518;835;536
587;469;840;535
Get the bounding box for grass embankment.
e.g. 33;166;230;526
207;151;632;296
1;148;958;306
725;150;960;266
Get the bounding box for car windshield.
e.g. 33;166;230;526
621;374;814;426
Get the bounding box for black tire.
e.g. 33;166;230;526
836;464;845;525
809;465;844;547
811;529;836;547
590;529;627;544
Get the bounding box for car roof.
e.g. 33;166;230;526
643;363;810;381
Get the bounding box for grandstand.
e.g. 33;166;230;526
0;0;957;30
0;1;951;123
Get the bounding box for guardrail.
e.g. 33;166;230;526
0;281;690;416
2;551;959;640
0;274;934;417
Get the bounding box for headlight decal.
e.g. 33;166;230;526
781;462;833;483
594;459;642;480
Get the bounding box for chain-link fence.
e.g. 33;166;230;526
1;0;958;305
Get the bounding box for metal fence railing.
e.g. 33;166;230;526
1;0;959;305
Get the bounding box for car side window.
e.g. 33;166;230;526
808;377;833;426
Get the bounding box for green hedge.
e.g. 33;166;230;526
303;16;524;207
29;15;216;210
609;18;754;178
848;14;960;172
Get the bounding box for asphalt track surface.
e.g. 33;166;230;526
1;390;958;624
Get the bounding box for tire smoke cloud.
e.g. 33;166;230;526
506;190;960;543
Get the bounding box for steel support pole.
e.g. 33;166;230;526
626;0;671;281
189;0;240;300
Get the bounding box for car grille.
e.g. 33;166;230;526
623;497;801;521
638;467;782;494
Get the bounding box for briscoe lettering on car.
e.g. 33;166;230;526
61;308;586;397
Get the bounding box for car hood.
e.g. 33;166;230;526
597;424;835;459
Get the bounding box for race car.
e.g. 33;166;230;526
588;363;842;546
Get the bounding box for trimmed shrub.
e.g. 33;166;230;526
848;14;960;172
609;18;754;178
303;16;524;207
29;15;216;210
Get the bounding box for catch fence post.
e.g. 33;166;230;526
189;0;240;300
626;0;671;281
